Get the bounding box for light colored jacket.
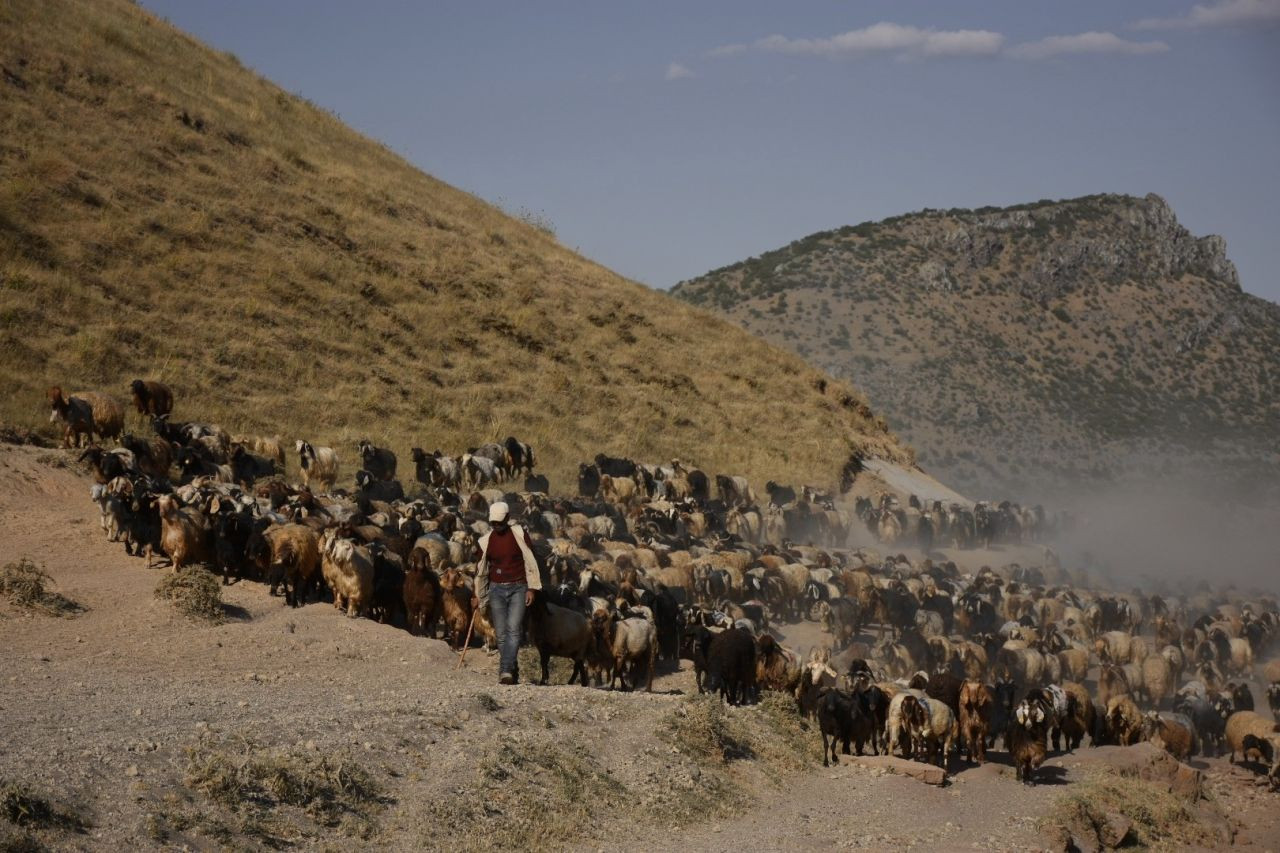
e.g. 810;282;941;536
474;523;541;606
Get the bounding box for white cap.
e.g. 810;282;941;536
488;501;510;523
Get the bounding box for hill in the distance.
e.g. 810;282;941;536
0;0;909;490
673;193;1280;499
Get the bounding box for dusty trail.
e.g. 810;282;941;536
0;443;1276;851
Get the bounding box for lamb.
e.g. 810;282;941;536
79;446;136;484
129;379;174;418
403;549;441;637
1174;690;1233;756
1060;681;1096;750
1225;711;1280;788
295;441;340;492
795;653;839;718
904;692;957;769
229;445;278;489
411;448;462;489
1008;697;1050;784
958;679;992;764
232;433;286;469
817;688;855;766
1228;682;1255;713
357;439;397;481
154;494;213;571
320;528;375;617
1142;711;1198;761
592;610;658;692
886;688;926;759
120;433;172;480
368;544;407;625
1139;654;1174;708
438;567;474;649
461;453;499;490
1095;630;1134;665
598;474;637;505
258;523;321;606
354;470;405;506
47;387;96;447
1105;694;1143;746
755;635;802;695
1097;663;1131;708
529;598;592;686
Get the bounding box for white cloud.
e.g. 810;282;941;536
707;43;747;58
1007;31;1171;60
1133;0;1280;29
710;22;1004;61
664;61;694;81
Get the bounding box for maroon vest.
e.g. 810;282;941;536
486;528;529;584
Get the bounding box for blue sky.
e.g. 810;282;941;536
142;1;1280;300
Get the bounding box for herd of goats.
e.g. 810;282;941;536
42;380;1280;788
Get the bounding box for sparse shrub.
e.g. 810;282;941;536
154;566;224;623
0;559;84;617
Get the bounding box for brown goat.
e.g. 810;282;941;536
47;386;95;447
1142;711;1197;761
154;494;213;571
1105;694;1143;746
403;548;442;638
129;379;174;417
958;679;992;764
438;567;474;649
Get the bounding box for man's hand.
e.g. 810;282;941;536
470;595;479;611
525;589;534;607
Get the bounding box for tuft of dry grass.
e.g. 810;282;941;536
1042;768;1224;851
0;0;908;494
154;566;224;623
665;694;756;763
182;733;388;843
0;559;84;617
0;777;88;853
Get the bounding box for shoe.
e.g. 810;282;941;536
498;672;514;685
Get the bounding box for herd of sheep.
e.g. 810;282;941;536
45;379;1280;790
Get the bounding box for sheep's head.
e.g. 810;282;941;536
1015;699;1044;730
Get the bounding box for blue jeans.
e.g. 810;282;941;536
488;582;527;680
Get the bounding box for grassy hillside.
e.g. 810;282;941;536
0;0;908;490
673;194;1280;499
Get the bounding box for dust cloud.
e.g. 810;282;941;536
1043;475;1280;596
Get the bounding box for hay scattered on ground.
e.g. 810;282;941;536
422;738;627;851
154;566;224;623
0;559;84;617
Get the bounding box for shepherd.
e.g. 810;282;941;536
471;501;541;685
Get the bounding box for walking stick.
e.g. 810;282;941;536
455;607;479;670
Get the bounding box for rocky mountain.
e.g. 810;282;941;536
673;194;1280;499
0;0;909;490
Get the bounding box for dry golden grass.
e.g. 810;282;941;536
0;0;908;492
0;559;84;617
